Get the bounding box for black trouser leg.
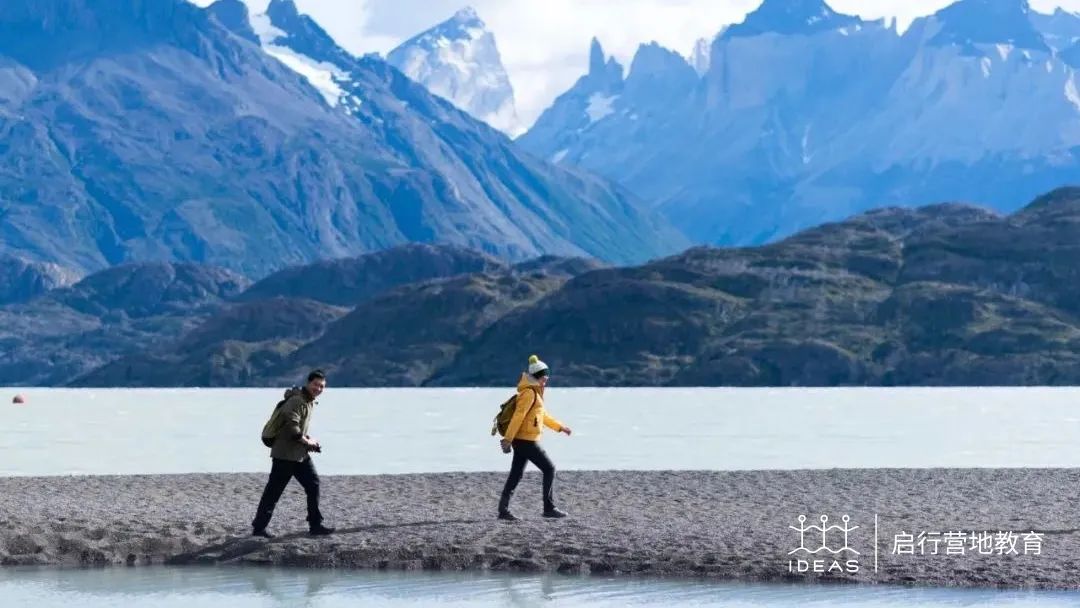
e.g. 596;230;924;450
524;442;557;511
252;458;294;531
293;457;323;527
500;440;557;512
499;442;531;512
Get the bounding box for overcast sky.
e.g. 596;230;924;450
203;0;1080;127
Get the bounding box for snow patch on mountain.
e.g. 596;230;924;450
248;11;286;44
235;4;348;108
263;45;346;106
1066;72;1080;112
586;93;617;123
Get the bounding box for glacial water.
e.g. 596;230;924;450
3;387;1080;476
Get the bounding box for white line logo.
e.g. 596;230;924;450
788;514;860;556
787;514;865;574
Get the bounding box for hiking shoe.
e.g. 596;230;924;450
543;508;568;519
497;510;520;521
252;529;275;539
309;525;336;536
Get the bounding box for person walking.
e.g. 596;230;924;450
252;369;335;538
498;355;572;521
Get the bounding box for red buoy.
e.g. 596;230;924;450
12;394;25;405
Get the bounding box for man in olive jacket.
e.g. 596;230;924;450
252;370;335;537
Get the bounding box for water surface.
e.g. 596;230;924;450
5;387;1080;476
1;567;1078;607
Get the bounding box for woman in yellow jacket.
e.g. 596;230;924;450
498;355;572;521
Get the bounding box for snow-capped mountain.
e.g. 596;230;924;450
519;0;1080;246
0;0;683;275
387;7;520;135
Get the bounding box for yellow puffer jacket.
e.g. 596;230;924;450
504;374;563;442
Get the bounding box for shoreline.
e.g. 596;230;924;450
1;469;1079;590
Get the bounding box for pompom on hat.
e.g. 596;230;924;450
527;354;549;378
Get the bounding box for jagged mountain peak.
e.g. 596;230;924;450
583;37;623;89
589;37;606;75
725;0;862;38
393;5;490;51
923;0;1048;52
628;42;693;78
451;6;482;27
387;6;519;133
264;0;352;64
455;6;479;18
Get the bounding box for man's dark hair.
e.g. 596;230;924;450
308;369;327;383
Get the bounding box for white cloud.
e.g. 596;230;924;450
196;0;1080;129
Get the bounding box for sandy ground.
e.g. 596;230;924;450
0;468;1079;589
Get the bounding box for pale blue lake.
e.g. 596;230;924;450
5;387;1080;606
2;387;1080;476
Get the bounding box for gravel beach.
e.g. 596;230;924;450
1;469;1078;590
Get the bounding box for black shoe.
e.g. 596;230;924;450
543;508;568;519
497;510;520;521
252;529;275;539
309;525;335;536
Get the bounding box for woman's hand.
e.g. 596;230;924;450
560;426;572;436
500;439;512;453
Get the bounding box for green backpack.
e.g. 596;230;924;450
261;386;302;447
491;387;537;437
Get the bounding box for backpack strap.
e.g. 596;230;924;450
517;386;540;431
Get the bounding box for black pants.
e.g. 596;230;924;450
499;439;556;512
252;457;323;531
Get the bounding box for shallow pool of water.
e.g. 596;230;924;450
1;567;1078;607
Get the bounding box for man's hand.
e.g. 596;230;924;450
560;426;572;436
500;439;512;453
302;436;321;451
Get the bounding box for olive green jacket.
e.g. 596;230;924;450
270;389;316;462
